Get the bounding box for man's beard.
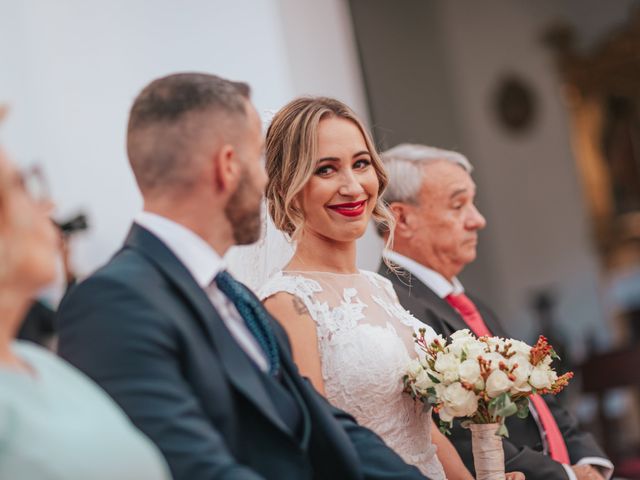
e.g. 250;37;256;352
224;169;263;246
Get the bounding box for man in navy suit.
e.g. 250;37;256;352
377;143;612;480
57;73;427;480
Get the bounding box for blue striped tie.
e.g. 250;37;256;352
215;270;280;376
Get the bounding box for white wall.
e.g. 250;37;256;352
0;0;374;286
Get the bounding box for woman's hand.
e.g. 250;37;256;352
506;472;525;480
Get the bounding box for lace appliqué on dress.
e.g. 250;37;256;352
259;270;446;480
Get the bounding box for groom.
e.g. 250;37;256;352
56;73;427;480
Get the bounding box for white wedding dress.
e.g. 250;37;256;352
259;269;446;479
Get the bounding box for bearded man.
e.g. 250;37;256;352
57;74;429;480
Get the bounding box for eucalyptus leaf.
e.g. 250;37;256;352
488;393;506;416
439;420;452;436
500;402;518;418
496;422;510;438
489;393;517;419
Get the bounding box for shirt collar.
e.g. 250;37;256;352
134;211;224;288
382;250;464;298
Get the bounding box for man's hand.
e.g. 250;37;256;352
571;464;605;480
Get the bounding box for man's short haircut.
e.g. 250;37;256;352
380;143;472;205
127;72;250;195
376;143;473;236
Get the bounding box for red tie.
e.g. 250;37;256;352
445;293;491;337
445;293;571;465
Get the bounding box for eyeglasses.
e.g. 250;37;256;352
17;165;50;203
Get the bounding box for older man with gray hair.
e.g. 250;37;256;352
377;144;612;480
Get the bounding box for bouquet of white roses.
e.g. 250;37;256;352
403;328;572;437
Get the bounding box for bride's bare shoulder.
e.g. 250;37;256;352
263;288;325;393
263;291;312;324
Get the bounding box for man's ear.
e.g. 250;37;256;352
213;144;240;193
389;202;414;238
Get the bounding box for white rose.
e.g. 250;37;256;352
435;352;459;383
508;353;530;369
529;365;555;390
449;340;468;358
450;330;474;352
509;361;532;394
438;406;454;423
511;382;532;394
415;370;435;392
442;382;478;418
485;369;512;398
509;340;531;357
450;334;480;358
485;336;506;350
433;383;445;400
458;359;482;385
510;357;532;383
481;352;505;371
508;361;532;394
451;329;474;341
465;342;487;361
406;359;423;378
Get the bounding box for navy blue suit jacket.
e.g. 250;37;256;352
55;225;427;480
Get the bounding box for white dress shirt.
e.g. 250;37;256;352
135;211;269;372
382;250;614;479
383;250;464;297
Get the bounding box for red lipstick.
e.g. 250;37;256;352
327;200;367;217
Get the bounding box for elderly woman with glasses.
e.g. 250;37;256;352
0;106;170;480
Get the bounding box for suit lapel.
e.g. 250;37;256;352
275;335;361;477
471;295;508;337
227;282;361;477
379;264;468;332
124;225;292;437
379;263;510;340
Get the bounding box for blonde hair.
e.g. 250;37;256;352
265;96;395;246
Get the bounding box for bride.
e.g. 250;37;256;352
257;96;471;480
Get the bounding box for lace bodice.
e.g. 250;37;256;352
260;270;446;479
